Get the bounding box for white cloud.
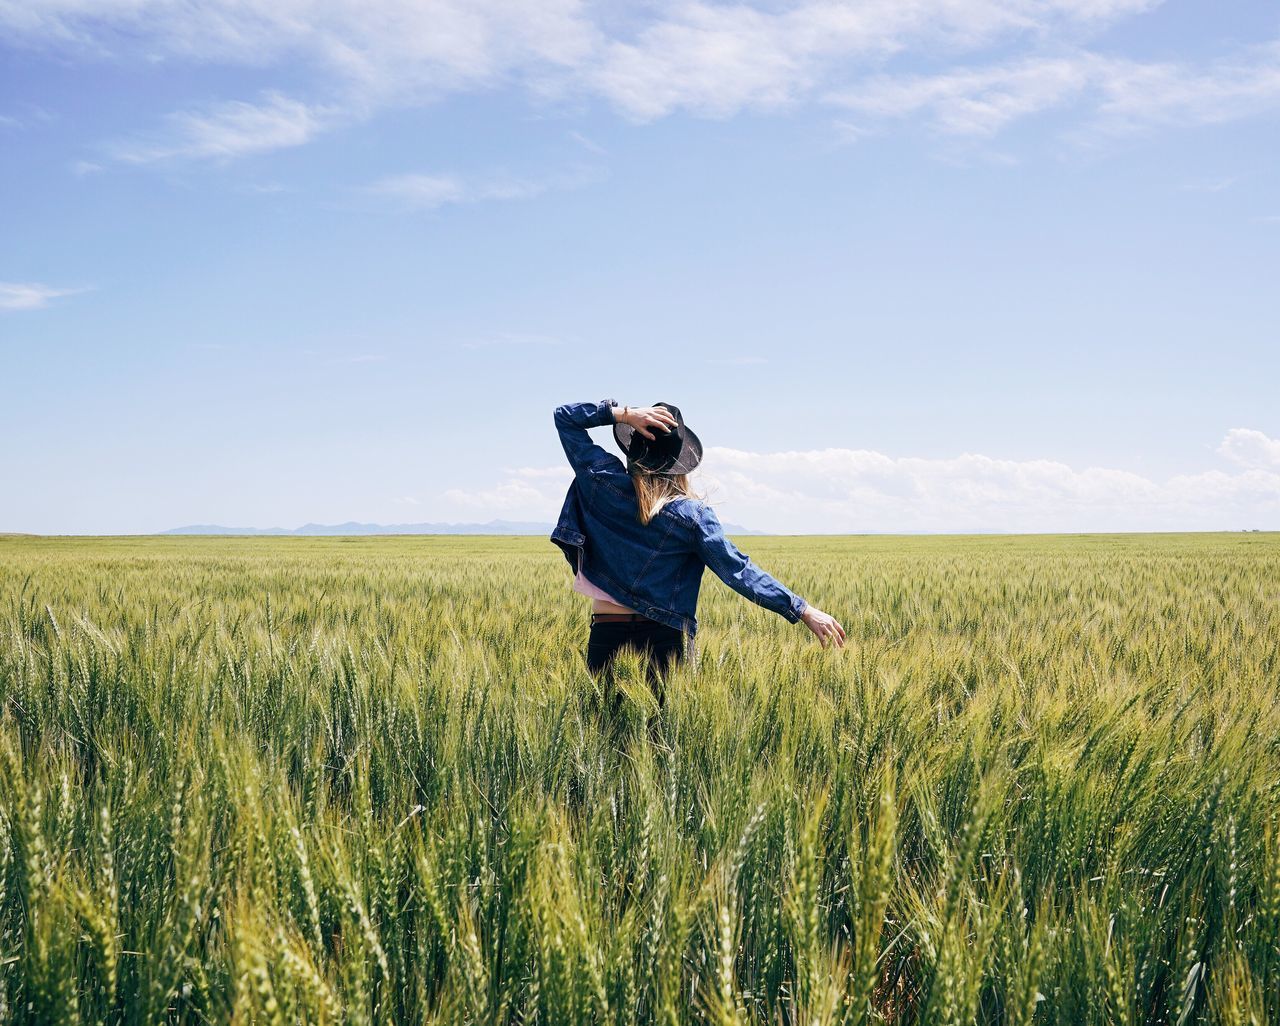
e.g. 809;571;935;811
0;281;88;311
442;429;1280;532
696;445;1280;531
108;91;335;163
1219;428;1280;471
444;466;572;517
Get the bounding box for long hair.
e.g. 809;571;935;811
631;470;699;526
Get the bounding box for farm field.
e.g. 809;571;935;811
1;532;1278;1025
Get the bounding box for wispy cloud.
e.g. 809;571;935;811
107;91;337;164
1088;42;1280;135
1177;176;1239;193
327;353;388;365
0;104;53;131
568;130;605;154
0;281;90;311
829;43;1280;143
0;1;597;97
8;0;595;164
444;429;1280;532
706;355;768;366
238;181;290;195
830;56;1099;138
582;0;1164;121
363;166;600;211
11;0;1257;163
363;173;464;210
457;332;566;351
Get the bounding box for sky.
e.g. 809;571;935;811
2;0;1278;535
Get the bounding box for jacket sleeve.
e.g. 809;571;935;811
692;503;808;623
554;400;626;477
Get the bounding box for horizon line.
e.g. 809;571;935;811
3;529;1276;539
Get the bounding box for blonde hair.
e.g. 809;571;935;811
631;471;698;526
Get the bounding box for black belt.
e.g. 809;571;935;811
591;612;652;623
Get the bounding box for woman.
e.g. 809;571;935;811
551;399;845;687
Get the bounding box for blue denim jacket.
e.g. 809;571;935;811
550;400;808;636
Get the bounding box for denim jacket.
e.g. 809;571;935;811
550;400;808;636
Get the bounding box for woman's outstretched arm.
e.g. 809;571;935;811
692;504;846;647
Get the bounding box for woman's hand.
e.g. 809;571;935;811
617;405;678;440
801;605;846;648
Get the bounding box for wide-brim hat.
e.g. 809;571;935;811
613;402;703;476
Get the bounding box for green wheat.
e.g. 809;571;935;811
0;531;1277;1024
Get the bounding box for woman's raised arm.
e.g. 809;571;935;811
554;400;678;476
553;400;623;476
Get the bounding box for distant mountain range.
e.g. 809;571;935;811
164;520;554;536
163;519;762;536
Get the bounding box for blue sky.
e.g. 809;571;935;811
2;0;1278;534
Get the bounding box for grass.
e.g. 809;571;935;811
0;531;1278;1024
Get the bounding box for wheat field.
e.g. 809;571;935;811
0;532;1277;1025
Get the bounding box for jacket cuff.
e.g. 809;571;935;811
596;398;619;427
787;595;808;622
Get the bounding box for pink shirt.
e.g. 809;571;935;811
573;553;628;606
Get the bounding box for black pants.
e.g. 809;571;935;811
586;618;685;701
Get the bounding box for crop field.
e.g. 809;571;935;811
0;532;1278;1025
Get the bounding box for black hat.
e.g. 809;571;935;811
613;402;703;476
